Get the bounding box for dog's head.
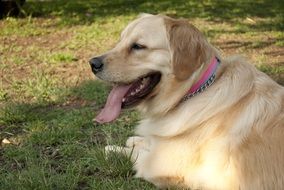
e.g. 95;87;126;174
90;14;219;123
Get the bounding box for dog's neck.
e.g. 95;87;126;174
182;57;220;102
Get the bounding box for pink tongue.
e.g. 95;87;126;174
95;85;131;123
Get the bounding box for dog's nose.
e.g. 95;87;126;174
89;57;104;73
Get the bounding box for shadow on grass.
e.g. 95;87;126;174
0;80;139;145
0;81;103;123
23;0;283;30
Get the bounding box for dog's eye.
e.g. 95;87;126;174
131;43;146;50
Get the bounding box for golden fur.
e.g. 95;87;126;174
98;14;284;189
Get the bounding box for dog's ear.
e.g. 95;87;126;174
165;18;208;80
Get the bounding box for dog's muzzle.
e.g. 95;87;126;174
89;56;104;74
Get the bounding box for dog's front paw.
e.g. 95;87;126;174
105;145;133;157
105;145;124;154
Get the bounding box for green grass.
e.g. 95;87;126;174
0;82;148;189
0;0;283;189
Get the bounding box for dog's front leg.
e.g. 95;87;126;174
105;136;149;162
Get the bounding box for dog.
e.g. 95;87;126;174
89;14;284;190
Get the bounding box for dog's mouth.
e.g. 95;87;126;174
95;72;161;123
122;72;161;108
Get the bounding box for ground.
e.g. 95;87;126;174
0;0;283;189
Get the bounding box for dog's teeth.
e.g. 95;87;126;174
122;98;125;102
142;77;150;85
142;78;147;84
131;92;135;96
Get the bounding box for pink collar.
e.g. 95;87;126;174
182;57;220;101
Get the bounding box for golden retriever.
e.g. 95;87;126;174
89;14;284;190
